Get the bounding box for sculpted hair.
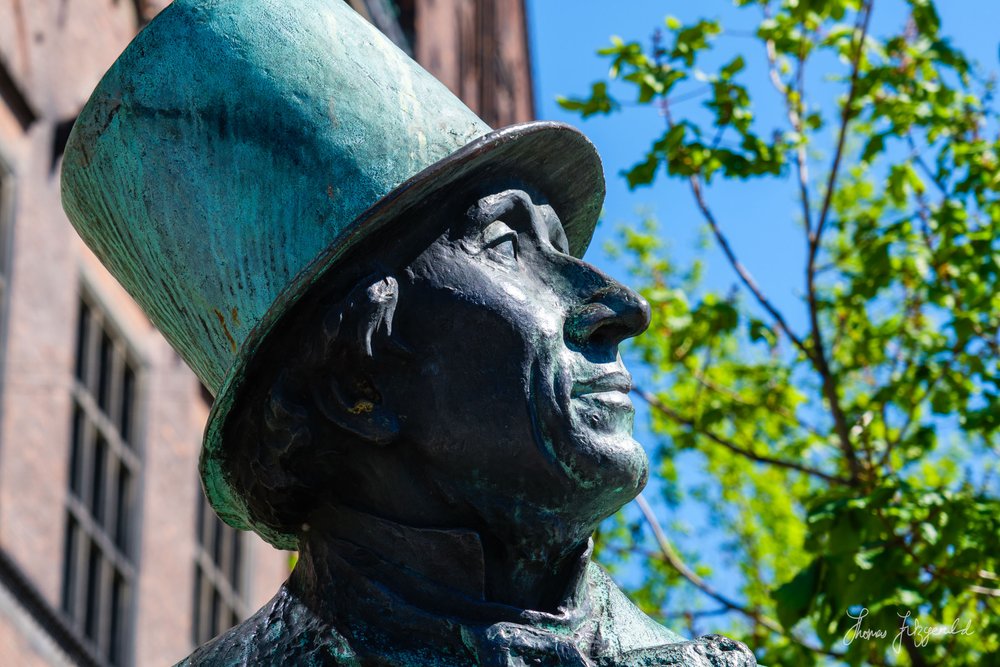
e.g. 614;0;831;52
226;273;401;537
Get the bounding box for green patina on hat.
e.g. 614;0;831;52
61;0;605;549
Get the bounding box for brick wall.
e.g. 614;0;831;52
0;2;292;664
0;0;533;664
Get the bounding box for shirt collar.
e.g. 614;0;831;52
298;504;594;627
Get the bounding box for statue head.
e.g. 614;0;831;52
60;0;650;554
231;185;650;555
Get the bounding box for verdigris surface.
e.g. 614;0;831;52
61;0;760;665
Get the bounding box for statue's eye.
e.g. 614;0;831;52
482;220;518;264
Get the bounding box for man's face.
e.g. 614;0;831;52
382;189;651;541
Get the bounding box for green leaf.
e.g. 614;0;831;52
860;133;886;164
623;153;661;189
720;55;746;80
557;81;620;118
749;318;778;347
773;559;821;629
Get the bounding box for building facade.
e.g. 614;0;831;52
0;1;533;664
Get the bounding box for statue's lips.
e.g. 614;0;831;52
571;371;632;398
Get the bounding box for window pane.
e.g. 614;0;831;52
75;303;91;384
84;540;101;641
115;461;131;555
120;363;135;446
192;566;203;646
97;331;113;412
61;517;79;616
212;513;224;568
110;573;125;666
230;529;243;595
91;435;108;527
210;588;221;640
69;405;85;498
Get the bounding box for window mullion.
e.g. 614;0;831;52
63;294;143;667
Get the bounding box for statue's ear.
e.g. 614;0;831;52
309;273;406;446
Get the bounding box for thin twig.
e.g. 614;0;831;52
810;0;873;251
636;495;783;629
906;133;949;197
688;370;824;437
660;607;732;621
634;387;851;485
657;53;807;363
620;87;711;109
634;495;847;658
764;14;814;236
969;586;1000;598
804;0;874;485
693;345;715;414
687;176;809;359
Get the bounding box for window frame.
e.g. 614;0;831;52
62;286;146;667
192;479;251;647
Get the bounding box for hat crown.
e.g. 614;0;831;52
62;0;490;393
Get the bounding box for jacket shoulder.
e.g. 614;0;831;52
587;563;759;666
173;585;360;667
587;561;686;652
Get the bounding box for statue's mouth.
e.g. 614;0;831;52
570;370;632;397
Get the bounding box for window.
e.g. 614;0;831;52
192;483;248;646
62;295;141;666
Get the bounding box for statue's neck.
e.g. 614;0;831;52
295;504;593;615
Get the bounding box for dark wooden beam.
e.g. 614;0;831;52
132;0;148;26
0;60;38;132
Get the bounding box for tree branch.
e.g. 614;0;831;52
764;15;813;236
661;607;732;621
804;1;874;485
634;495;847;659
906;133;949;198
687;369;824;437
900;630;932;667
687;176;809;358
810;0;873;252
635;387;851;485
635;495;783;630
660;39;808;366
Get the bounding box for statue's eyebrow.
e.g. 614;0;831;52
462;191;531;237
536;205;569;255
464;192;569;253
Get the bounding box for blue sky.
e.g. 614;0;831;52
529;1;999;324
525;0;1000;626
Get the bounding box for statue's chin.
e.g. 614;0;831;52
581;434;650;521
540;433;649;537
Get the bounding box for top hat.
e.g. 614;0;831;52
61;0;605;549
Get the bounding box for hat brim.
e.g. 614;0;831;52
200;121;605;550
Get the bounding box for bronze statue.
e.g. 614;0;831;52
61;0;759;664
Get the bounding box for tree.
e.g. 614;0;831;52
560;1;1000;665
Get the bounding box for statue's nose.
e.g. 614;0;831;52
565;274;651;351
